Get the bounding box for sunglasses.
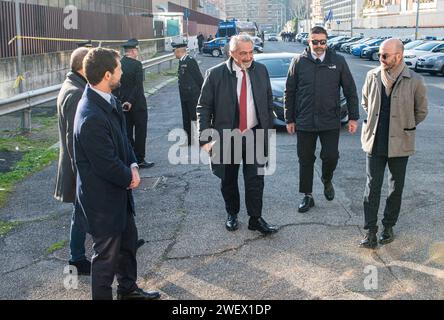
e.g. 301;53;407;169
377;53;396;60
311;39;327;45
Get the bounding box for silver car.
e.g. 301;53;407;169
416;52;444;75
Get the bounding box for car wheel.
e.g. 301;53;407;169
371;52;378;61
212;49;221;57
441;66;444;76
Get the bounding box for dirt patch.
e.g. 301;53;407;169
0;151;24;173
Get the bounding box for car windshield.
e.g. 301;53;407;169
259;58;292;78
414;42;441;51
404;40;424;50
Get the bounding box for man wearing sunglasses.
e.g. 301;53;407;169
360;39;428;249
285;26;359;213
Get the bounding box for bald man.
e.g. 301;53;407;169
55;47;91;274
360;39;428;249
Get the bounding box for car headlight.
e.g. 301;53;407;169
404;55;416;59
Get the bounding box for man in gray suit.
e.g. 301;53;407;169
54;47;91;274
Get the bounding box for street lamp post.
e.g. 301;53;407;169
350;0;353;37
415;0;420;40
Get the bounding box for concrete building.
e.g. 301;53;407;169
224;0;289;33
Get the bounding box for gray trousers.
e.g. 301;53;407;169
363;154;409;231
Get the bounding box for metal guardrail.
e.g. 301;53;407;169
0;53;177;131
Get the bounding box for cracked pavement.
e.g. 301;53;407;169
1;43;444;300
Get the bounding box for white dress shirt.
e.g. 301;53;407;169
311;51;326;62
232;62;258;130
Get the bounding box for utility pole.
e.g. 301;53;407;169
415;0;420;40
350;0;354;37
15;0;30;132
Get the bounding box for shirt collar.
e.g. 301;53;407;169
90;86;112;104
232;61;246;75
311;51;326;62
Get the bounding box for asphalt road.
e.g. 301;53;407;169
0;41;443;301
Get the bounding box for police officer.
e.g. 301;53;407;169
173;43;204;145
114;38;154;168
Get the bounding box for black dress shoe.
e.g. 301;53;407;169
117;288;161;300
379;226;394;244
322;179;335;201
298;195;315;213
248;217;278;235
68;259;91;276
359;230;378;249
136;238;145;250
225;214;238;231
138;161;155;169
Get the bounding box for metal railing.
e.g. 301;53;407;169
0;53;176;132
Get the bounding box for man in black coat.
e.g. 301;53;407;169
54;47;90;275
197;32;205;54
284;26;360;213
113;39;154;168
174;42;204;145
197;35;278;235
74;48;160;300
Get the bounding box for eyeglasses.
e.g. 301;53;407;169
377;53;396;60
311;39;327;45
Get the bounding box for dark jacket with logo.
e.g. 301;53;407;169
178;55;204;102
73;86;137;238
284;48;359;131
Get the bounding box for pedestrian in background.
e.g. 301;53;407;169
113;38;154;169
359;39;428;249
284;26;360;213
173;42;204;146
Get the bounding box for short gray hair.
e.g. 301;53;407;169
70;47;90;72
229;34;254;52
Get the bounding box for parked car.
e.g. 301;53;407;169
361;45;380;61
403;39;427;51
341;37;373;53
268;33;279;41
202;37;229;57
328;36;351;49
404;41;444;69
253;52;349;127
351;38;385;57
416;52;444;75
251;36;264;48
296;32;308;42
332;36;362;51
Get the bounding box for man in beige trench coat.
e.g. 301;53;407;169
360;39;428;249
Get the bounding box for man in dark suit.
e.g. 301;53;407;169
173;42;204;146
113;39;154;169
74;48;160;300
197;35;278;235
54;47;90;275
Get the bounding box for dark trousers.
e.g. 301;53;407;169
180;97;198;145
91;213;138;300
125;109;148;163
363;154;409;231
296;129;340;194
221;135;265;218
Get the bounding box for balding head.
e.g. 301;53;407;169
380;38;404;55
379;39;405;70
70;47;90;73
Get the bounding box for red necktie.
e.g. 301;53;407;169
239;70;247;132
